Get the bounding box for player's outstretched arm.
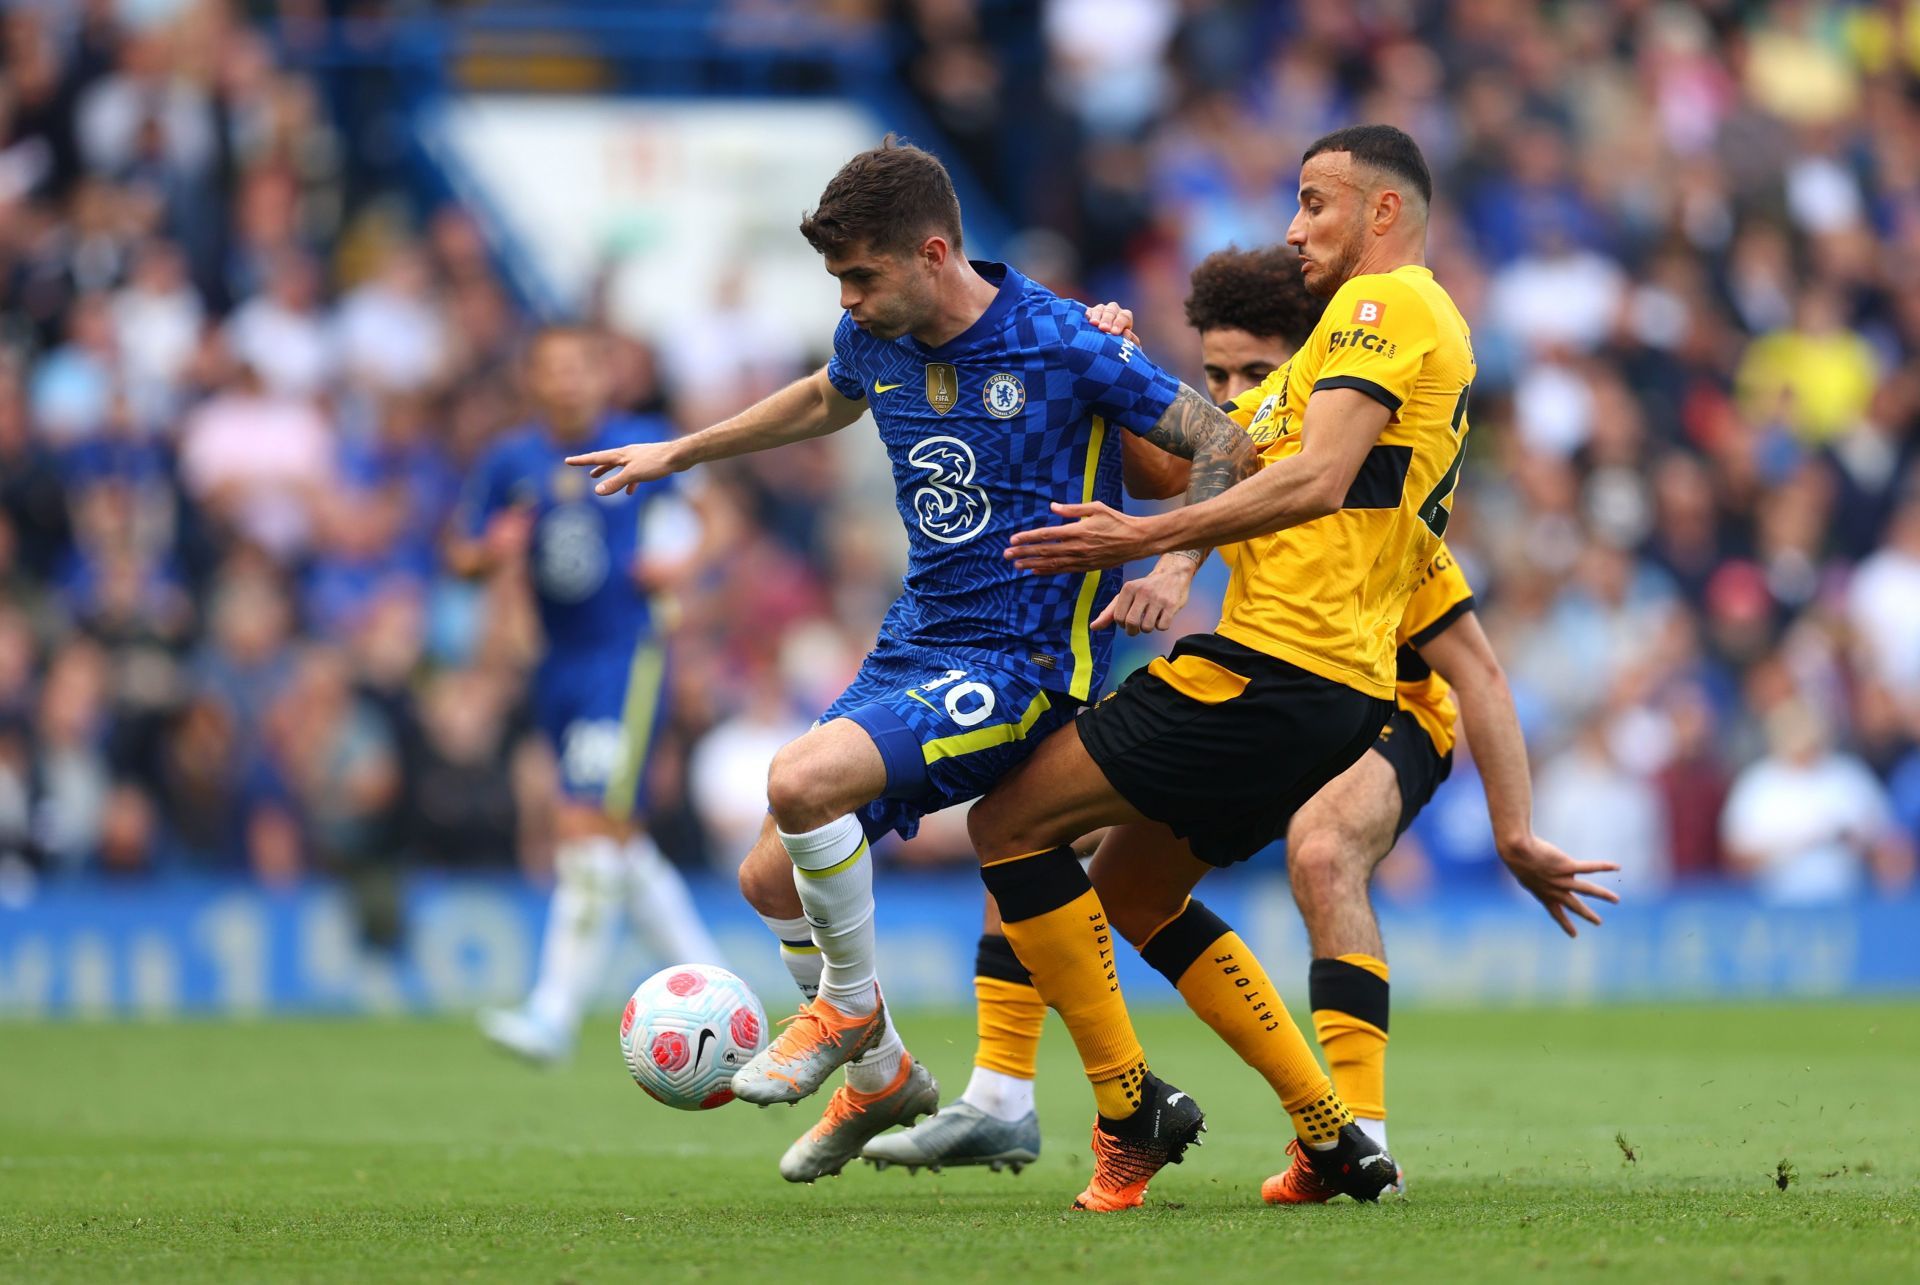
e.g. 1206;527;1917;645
567;368;866;495
1006;385;1375;573
1417;611;1621;937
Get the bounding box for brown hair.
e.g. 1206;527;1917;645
799;135;963;258
1184;246;1326;348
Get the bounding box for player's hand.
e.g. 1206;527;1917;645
1006;501;1153;574
1092;554;1196;634
483;505;535;562
565;441;681;496
1084;301;1139;345
1497;834;1621;938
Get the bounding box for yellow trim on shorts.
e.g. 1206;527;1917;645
921;690;1053;765
602;641;666;819
795;840;869;880
1147;653;1250;705
1067;416;1107;702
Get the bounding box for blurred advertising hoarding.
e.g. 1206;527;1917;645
2;875;1916;1018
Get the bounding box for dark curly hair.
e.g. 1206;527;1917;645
1183;246;1325;348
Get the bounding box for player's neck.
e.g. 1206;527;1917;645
543;412;602;440
1349;236;1426;281
912;260;1000;349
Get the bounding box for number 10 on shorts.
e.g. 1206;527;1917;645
910;669;997;728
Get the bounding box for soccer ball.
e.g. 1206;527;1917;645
619;964;767;1110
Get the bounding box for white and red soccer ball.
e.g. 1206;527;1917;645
619;964;768;1110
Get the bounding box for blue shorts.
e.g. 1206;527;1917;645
818;639;1080;841
533;640;669;816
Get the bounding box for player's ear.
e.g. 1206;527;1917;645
917;234;949;272
1372;188;1402;237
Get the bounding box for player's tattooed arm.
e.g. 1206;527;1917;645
1139;383;1255;567
1139;384;1260;504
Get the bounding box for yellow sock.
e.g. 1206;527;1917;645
981;848;1149;1119
973;933;1045;1079
1309;953;1389;1121
1142;898;1353;1145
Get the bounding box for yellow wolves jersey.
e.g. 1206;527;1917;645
1219;265;1474;699
1394;541;1474;756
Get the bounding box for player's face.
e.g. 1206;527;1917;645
824;242;934;341
1287;152;1369;299
528;333;609;434
1198;326;1293;404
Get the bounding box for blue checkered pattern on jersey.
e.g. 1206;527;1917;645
825;262;1180;701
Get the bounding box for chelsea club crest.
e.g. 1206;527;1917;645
983;372;1026;419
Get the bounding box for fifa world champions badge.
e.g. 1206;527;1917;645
925;362;959;415
983;372;1026;419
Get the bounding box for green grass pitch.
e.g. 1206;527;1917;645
2;1002;1915;1282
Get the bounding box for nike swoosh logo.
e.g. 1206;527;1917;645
697;1028;715;1063
1167;1092;1188;1107
873;380;904;394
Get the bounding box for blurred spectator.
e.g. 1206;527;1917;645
1722;700;1915;904
686;667;809;871
1535;714;1672;897
1847;487;1920;707
397;666;529;870
1652;683;1731;882
177;363;334;561
223;250;335;399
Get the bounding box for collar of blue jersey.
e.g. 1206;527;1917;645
908;260;1023;358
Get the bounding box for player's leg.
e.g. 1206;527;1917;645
965;895;1045;1124
481;668;631;1063
737;797;938;1184
1090;822;1356;1149
1287;746;1403;1152
736;815;822;1001
863;892;1046;1172
731;717;897;1102
481;797;628;1061
604;641;725;967
968;723;1206;1210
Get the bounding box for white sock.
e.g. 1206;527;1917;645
1356;1116;1389;1151
758;912;822;1000
960;1065;1034;1122
525;836;624;1035
847;1004;907;1094
778;815;877;1017
623;832;724;965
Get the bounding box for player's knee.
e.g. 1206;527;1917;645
1107;897;1171;950
765;744;836;833
1287;826;1358;901
735;845;789;915
965;796;1020;864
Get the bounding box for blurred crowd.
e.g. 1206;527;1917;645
3;0;1918;907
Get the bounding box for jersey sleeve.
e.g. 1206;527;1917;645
1398;541;1475;649
1058;312;1180;434
451;444;509;540
824;313;867;403
1313;275;1438;414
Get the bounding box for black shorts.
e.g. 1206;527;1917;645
1370;706;1454;837
1076;633;1393;867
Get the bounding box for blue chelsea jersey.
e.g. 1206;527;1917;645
825;262;1180;701
455;414;679;654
